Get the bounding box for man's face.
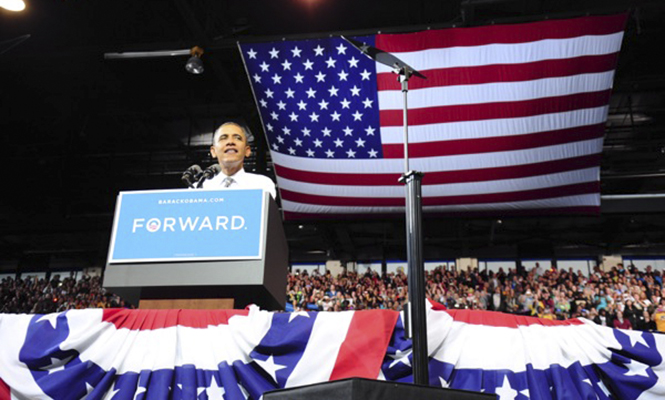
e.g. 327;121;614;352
210;124;251;167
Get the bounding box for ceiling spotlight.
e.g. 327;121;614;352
0;0;26;11
185;46;204;74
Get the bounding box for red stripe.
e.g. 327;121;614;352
375;13;627;51
280;181;599;207
283;206;600;220
377;54;620;91
382;124;605;158
0;378;10;400
379;90;613;127
444;309;584;328
329;310;398;380
102;309;248;330
274;153;602;186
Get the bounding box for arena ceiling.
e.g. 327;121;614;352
1;0;664;273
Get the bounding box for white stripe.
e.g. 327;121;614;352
59;308;273;373
428;313;619;371
271;138;603;174
285;311;354;387
281;193;599;214
380;107;609;144
377;71;615;110
376;32;624;73
279;167;599;198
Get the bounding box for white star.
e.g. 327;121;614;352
439;376;449;388
309;112;320;122
331;111;341;121
313;139;323;148
206;377;225;399
281;59;292;70
325;57;337;68
334;138;344;147
336;43;347;54
272;74;282;84
246;48;257;59
313;45;325;56
306;149;315;157
265;88;274;98
519;389;530;399
276;136;285;144
282;126;291;135
325;149;335;158
291;47;302;57
368;149;378;158
84;382;94;398
259;99;268;108
270;111;278;120
597;380;611;398
294;138;303;146
134;386;146;400
321;127;332;137
37;313;61;329
294;73;304;83
315;71;326;82
272;143;279;151
101;387;121;400
495;376;518;400
289;112;299;122
276;100;286;110
355;138;366;147
348;56;359;68
350;85;361;96
362;97;374;108
623;360;651;377
352;110;363;121
288;311;310;322
360;43;370;53
318;99;329;110
269;47;279;59
343;126;353;136
338;70;349;81
360;69;372;80
346;149;356;158
340;98;351;109
288;147;296;155
328;86;339;97
388;348;411;368
41;356;73;374
306;88;317;98
265;123;273;132
285;88;295;98
297;100;307;110
302;127;311;136
627;332;650;348
252;73;261;83
303;59;314;70
259;61;269;72
365;126;376;135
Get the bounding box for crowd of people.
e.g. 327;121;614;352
287;263;665;332
0;274;131;314
3;263;665;334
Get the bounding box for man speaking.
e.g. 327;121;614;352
200;122;277;199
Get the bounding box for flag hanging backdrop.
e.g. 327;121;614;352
1;306;665;399
238;13;627;219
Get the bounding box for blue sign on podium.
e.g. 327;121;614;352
108;189;266;263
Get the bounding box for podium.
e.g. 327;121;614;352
264;378;496;400
103;188;288;310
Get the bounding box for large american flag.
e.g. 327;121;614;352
1;306;664;399
238;13;627;219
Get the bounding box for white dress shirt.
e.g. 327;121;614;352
201;168;276;199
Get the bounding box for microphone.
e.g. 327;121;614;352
196;164;221;188
181;164;202;188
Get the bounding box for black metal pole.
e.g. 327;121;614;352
401;171;428;385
